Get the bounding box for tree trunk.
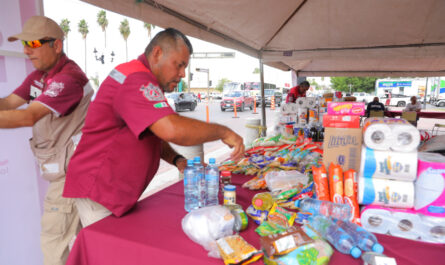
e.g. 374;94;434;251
125;40;128;62
104;30;107;48
84;39;87;75
66;36;69;56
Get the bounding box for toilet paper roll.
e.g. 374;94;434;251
306;97;316;108
363;118;394;150
358;176;415;208
390;124;420;152
388;211;422;240
419;215;445;243
361;207;392;235
296;97;307;108
280;104;290;114
362;117;420;152
360;145;418;181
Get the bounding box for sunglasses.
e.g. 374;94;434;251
21;39;55;48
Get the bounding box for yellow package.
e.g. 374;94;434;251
216;235;263;265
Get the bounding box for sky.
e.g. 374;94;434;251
42;0;314;90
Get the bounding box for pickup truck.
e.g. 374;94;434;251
352;92;374;103
379;94;414;107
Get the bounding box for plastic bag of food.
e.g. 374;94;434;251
216;235;263;265
265;170;309;192
182;205;235;258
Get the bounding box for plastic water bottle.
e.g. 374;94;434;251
309;216;362;259
294;198;351;221
335;219;384;253
194;156;205;207
184;159;199;212
205;158;219;206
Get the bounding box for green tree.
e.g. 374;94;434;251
78;19;89;75
90;73;100;89
308;78;321;90
97;10;108;48
119;19;131;61
60;19;70;55
143;23;155;40
331;77;378;93
216;78;231;92
252;67;260;74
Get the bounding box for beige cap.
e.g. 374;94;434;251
8;16;64;42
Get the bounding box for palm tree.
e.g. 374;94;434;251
60;19;70;55
78;19;89;75
119;19;130;62
143;23;155;40
97;10;108;48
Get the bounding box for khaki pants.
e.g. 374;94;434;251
75;198;112;227
41;179;81;265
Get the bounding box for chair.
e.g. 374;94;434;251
369;110;384;117
401;111;417;127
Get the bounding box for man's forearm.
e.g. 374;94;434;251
160;141;181;165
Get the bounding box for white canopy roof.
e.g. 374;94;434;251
82;0;445;77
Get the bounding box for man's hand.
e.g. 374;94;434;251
221;129;245;161
176;157;187;173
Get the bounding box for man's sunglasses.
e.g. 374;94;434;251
21;39;55;48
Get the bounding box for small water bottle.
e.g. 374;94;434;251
184;159;199;212
193;156;205;207
205;158;219;206
335;220;384;253
294;198;351;221
309;216;362;259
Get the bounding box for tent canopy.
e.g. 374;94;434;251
82;0;445;77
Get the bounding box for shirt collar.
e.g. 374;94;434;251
45;53;68;79
138;54;152;72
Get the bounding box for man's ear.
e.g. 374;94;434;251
54;39;63;54
151;46;163;64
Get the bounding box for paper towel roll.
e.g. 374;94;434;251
359;146;418;181
361;207;392;235
388;211;422;240
358;176;415;208
419;215;445;243
391;124;420;152
363;118;394;150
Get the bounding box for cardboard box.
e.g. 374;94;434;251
322;115;361;128
323;128;362;172
327;102;365;116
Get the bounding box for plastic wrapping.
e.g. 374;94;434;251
182;205;235;258
265;170;309;192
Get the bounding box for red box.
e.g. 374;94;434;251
322;115;361;128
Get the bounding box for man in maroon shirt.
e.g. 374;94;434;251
4;16;93;265
286;81;310;103
63;28;244;226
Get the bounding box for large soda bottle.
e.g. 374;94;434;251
205;158;219;206
294;198;351;221
335;219;384;253
193;156;206;207
184;159;199;212
309;216;362;259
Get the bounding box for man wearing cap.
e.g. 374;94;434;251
5;16;93;265
286;81;310;103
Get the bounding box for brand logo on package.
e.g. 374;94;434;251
378;156;410;175
377;186;409;204
327;135;358;148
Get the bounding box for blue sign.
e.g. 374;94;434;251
378;81;412;88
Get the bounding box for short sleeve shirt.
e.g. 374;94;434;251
64;54;176;217
405;102;421;112
13;54;87;116
286;85;306;103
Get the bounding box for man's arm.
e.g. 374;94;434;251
0;94;27;111
150;115;244;161
0;101;51;128
160;140;187;172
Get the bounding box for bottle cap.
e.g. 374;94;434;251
224;185;236;191
187;160;193;166
254;199;263;207
372;243;384;254
350;247;362;259
294;200;301;208
193;156;201;163
209;158;216;164
221;171;231;177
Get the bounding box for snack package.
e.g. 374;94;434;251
246;205;269;225
268;203;297;226
343;169;361;225
260;226;314;257
216;235;263;265
255;220;287;236
312;165;330;201
328;163;344;204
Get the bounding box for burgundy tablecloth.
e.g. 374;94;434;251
385;110;445;119
67;174;445;265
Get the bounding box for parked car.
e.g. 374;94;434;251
352;92;374;103
379;94;413;107
434;99;445;107
220;90;254;112
166;92;197;112
256;89;283;107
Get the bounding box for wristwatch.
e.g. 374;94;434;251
172;154;185;167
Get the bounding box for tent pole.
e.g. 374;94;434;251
424;77;428;109
259;57;266;136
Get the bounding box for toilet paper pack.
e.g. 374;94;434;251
358;176;415;208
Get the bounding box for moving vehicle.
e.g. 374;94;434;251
379;94;415;107
220;90;254;112
244;82;277;99
352;92;374;103
256;89;283;107
166;92;197;112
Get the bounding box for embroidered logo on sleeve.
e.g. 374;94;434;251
44;82;65;97
153;102;169;108
140;83;165;101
